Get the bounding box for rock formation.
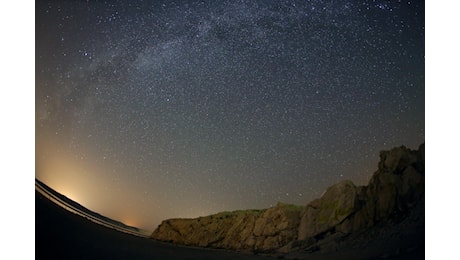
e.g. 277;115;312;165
151;143;425;254
151;203;303;252
297;179;361;240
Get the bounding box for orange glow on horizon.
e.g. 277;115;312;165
119;218;139;228
36;140;103;213
36;142;148;230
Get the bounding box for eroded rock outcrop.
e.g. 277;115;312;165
151;144;425;254
298;179;361;240
297;143;425;252
151;203;302;252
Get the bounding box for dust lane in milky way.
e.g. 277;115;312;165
36;0;424;231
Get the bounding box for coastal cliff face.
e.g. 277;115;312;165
299;143;425;241
151;203;302;252
151;144;425;253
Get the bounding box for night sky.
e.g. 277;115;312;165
36;0;424;231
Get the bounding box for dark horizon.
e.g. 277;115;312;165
35;183;270;259
35;178;148;234
35;143;425;259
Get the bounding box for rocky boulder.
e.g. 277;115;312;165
298;180;360;240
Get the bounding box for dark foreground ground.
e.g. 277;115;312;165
36;189;424;259
282;199;425;260
35;190;269;260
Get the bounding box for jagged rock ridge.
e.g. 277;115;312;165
152;204;302;252
151;144;425;254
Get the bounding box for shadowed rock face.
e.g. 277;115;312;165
151;144;425;254
298;143;425;243
298;180;360;240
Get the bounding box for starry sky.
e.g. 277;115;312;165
36;0;424;231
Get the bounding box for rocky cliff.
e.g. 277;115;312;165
151;203;302;252
151;144;425;254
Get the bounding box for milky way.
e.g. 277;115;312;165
36;0;424;231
